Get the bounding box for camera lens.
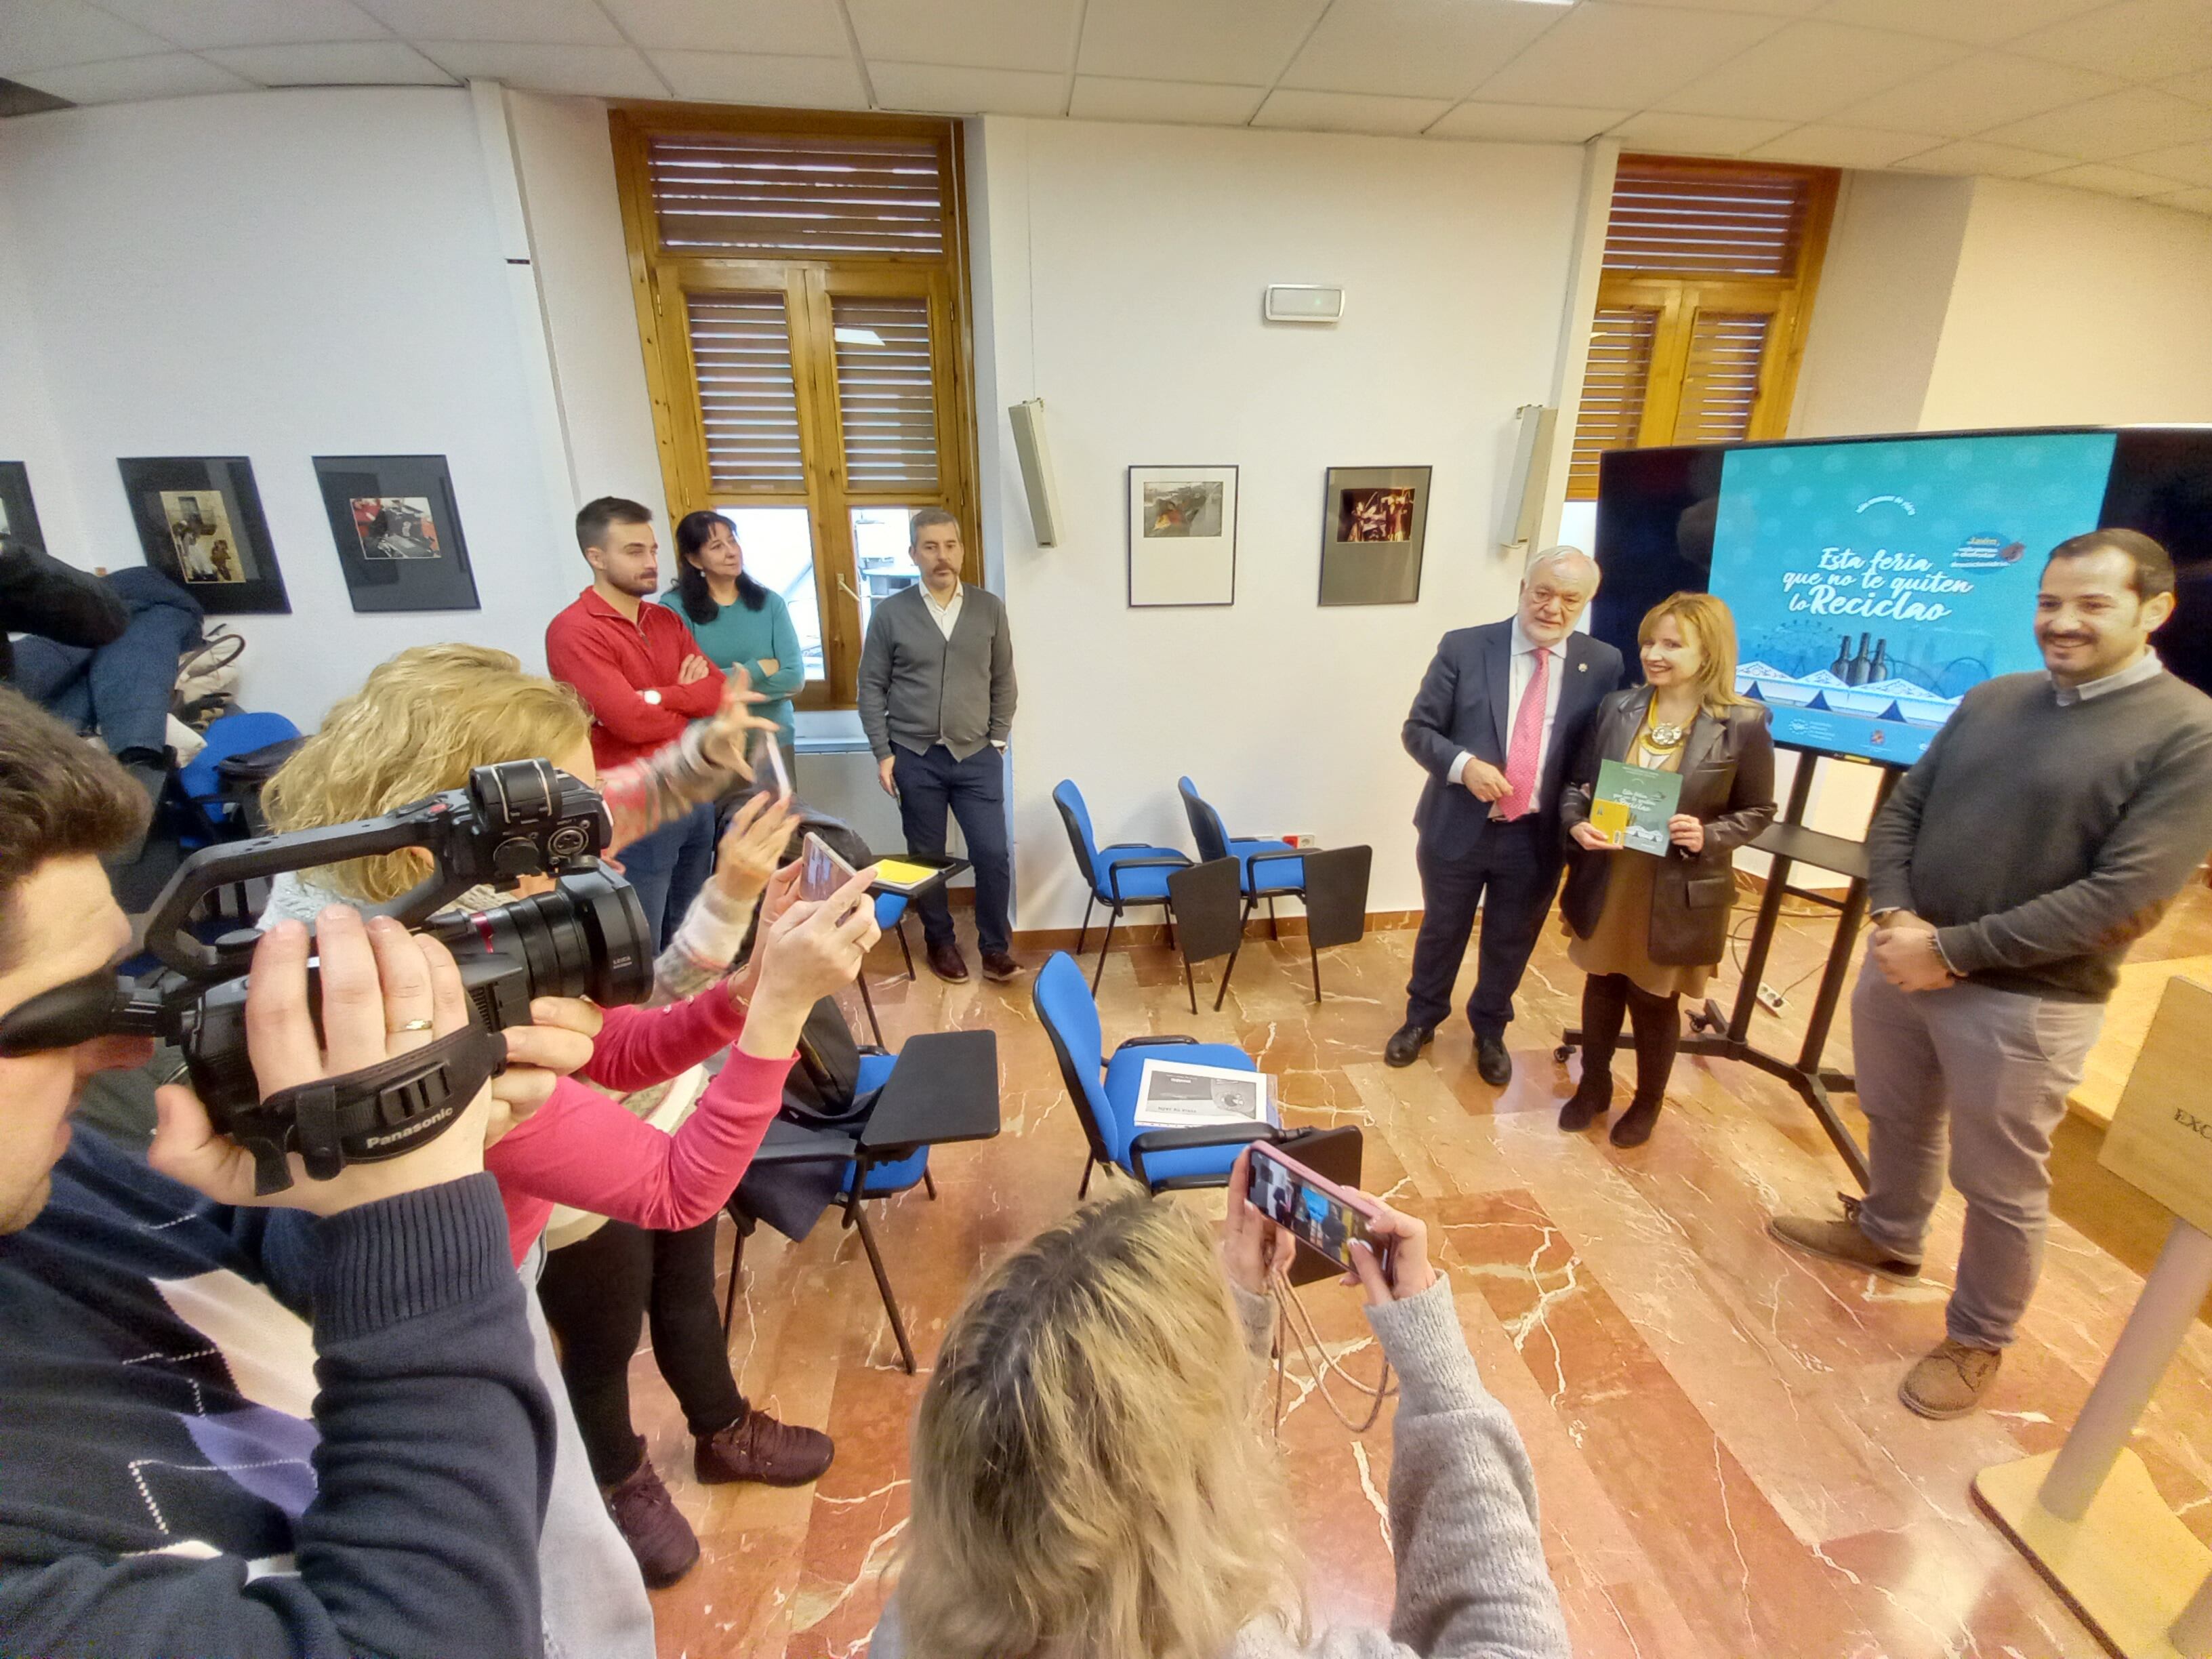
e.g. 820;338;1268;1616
426;868;654;1012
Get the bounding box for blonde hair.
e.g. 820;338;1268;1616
1639;590;1750;716
896;1183;1306;1659
261;646;592;902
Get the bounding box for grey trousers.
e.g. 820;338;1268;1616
521;1242;657;1659
1849;960;2104;1351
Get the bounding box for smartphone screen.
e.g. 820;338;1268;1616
1248;1145;1378;1274
798;831;856;903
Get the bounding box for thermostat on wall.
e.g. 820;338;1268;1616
1264;285;1345;324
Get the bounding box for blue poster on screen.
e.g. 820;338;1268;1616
1708;432;2117;764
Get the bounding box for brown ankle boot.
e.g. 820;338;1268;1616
694;1409;835;1488
600;1439;699;1589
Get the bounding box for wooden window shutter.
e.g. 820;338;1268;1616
647;131;947;260
1671;310;1771;445
831;295;940;493
1568;306;1660;500
684;291;805;493
1601;159;1814;279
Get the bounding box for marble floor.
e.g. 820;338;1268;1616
635;884;2212;1659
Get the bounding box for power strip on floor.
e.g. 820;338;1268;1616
1756;982;1788;1012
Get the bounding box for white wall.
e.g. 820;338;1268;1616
1921;178;2212;431
970;117;1589;930
0;88;573;726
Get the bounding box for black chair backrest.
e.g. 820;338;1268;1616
1051;781;1102;893
1031;962;1115;1167
1300;844;1372;951
1166;858;1242;967
1177;777;1231;864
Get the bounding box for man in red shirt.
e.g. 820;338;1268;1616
546;496;724;948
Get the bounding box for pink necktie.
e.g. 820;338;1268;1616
1500;647;1550;820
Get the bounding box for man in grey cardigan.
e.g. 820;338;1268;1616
1771;530;2212;1420
858;510;1019;983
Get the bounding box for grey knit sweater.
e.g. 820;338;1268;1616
856;583;1017;763
869;1274;1571;1659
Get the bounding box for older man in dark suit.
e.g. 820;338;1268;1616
1389;548;1623;1083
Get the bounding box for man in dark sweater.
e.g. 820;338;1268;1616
857;508;1019;984
0;687;555;1655
1771;531;2212;1420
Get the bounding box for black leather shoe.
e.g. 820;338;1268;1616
925;939;970;982
1383;1023;1435;1067
1474;1033;1513;1088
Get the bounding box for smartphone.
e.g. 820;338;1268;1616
1247;1143;1391;1279
798;830;859;903
752;723;793;802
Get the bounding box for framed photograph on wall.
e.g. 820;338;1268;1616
1319;465;1431;607
1128;465;1237;607
312;454;480;613
118;456;289;614
0;462;42;549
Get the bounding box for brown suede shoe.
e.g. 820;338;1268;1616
1900;1338;2003;1419
925;939;969;982
1767;1199;1923;1284
600;1440;699;1589
695;1409;835;1488
979;949;1021;983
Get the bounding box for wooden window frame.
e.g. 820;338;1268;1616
610;104;982;711
1569;157;1837;500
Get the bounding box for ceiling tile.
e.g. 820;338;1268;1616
0;0;169;75
1067;76;1267;125
1830;52;2124;139
89;0;390;50
1980;87;2212;161
2117;142;2212;186
846;0;1082;74
1660;22;1967;121
1426;100;1629;142
869;61;1067;115
203;41;456;83
351;0;619;45
2008;0;2212;82
1747;122;1945;167
1471;2;1784;110
597;0;850;57
2149;184;2212;211
14;51;255;102
2039;160;2200;195
2163;68;2212;104
650;49;869;106
1277;0;1565;100
1250;87;1455;135
1076;0;1326;86
1609;109;1797;154
415;41;666;96
1810;0;2110;45
1895;138;2072;176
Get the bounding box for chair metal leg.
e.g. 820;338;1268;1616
1309;934;1324;1004
855;969;885;1048
1078;1158;1094;1199
1090;907;1118;991
895;916;916;982
1075;895;1095;956
1212;942;1243;1012
1166;909;1177;950
922;1166;938;1201
1267;895;1279;939
848;1190;916;1374
1183;950;1197;1015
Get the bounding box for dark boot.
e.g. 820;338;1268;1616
1612;985;1680;1148
600;1437;699;1589
694;1408;835;1487
1559;974;1627;1132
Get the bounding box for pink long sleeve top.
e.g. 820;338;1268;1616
485;985;794;1264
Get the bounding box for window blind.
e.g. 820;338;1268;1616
1672;310;1771;445
1602;160;1814;279
648;131;946;260
832;295;939;493
1567;305;1660;500
684;291;804;493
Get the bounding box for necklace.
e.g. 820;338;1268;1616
1642;708;1689;750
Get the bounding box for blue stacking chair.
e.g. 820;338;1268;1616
1178;777;1372;1003
1052;779;1190;991
176;710;302;848
1177;775;1304;928
852;891;916;1048
1033;951;1272;1195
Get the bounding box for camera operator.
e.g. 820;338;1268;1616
0;686;554;1656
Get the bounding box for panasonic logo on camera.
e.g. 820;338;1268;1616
362;1106;457;1149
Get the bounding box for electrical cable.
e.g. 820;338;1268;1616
1267;1270;1396;1437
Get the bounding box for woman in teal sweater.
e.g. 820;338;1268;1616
663;511;804;777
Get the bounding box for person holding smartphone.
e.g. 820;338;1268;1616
1557;593;1776;1149
869;1151;1570;1659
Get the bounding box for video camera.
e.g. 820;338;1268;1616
0;760;655;1194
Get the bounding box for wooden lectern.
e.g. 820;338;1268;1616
1975;977;2212;1658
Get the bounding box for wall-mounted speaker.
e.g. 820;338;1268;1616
1007;398;1062;547
1498;403;1558;551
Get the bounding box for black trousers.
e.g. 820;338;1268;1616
1404;817;1560;1037
891;741;1012;956
535;1218;747;1486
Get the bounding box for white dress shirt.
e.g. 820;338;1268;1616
921;578;964;639
1448;622;1565;812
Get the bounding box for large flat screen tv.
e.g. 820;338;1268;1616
1591;426;2212;767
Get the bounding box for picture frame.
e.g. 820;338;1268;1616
118;456;289;615
312;454;480;613
1319;465;1431;607
1127;465;1238;608
0;462;42;549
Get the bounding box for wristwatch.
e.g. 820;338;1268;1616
641;689;662;706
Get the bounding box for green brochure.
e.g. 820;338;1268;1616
1590;760;1682;855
